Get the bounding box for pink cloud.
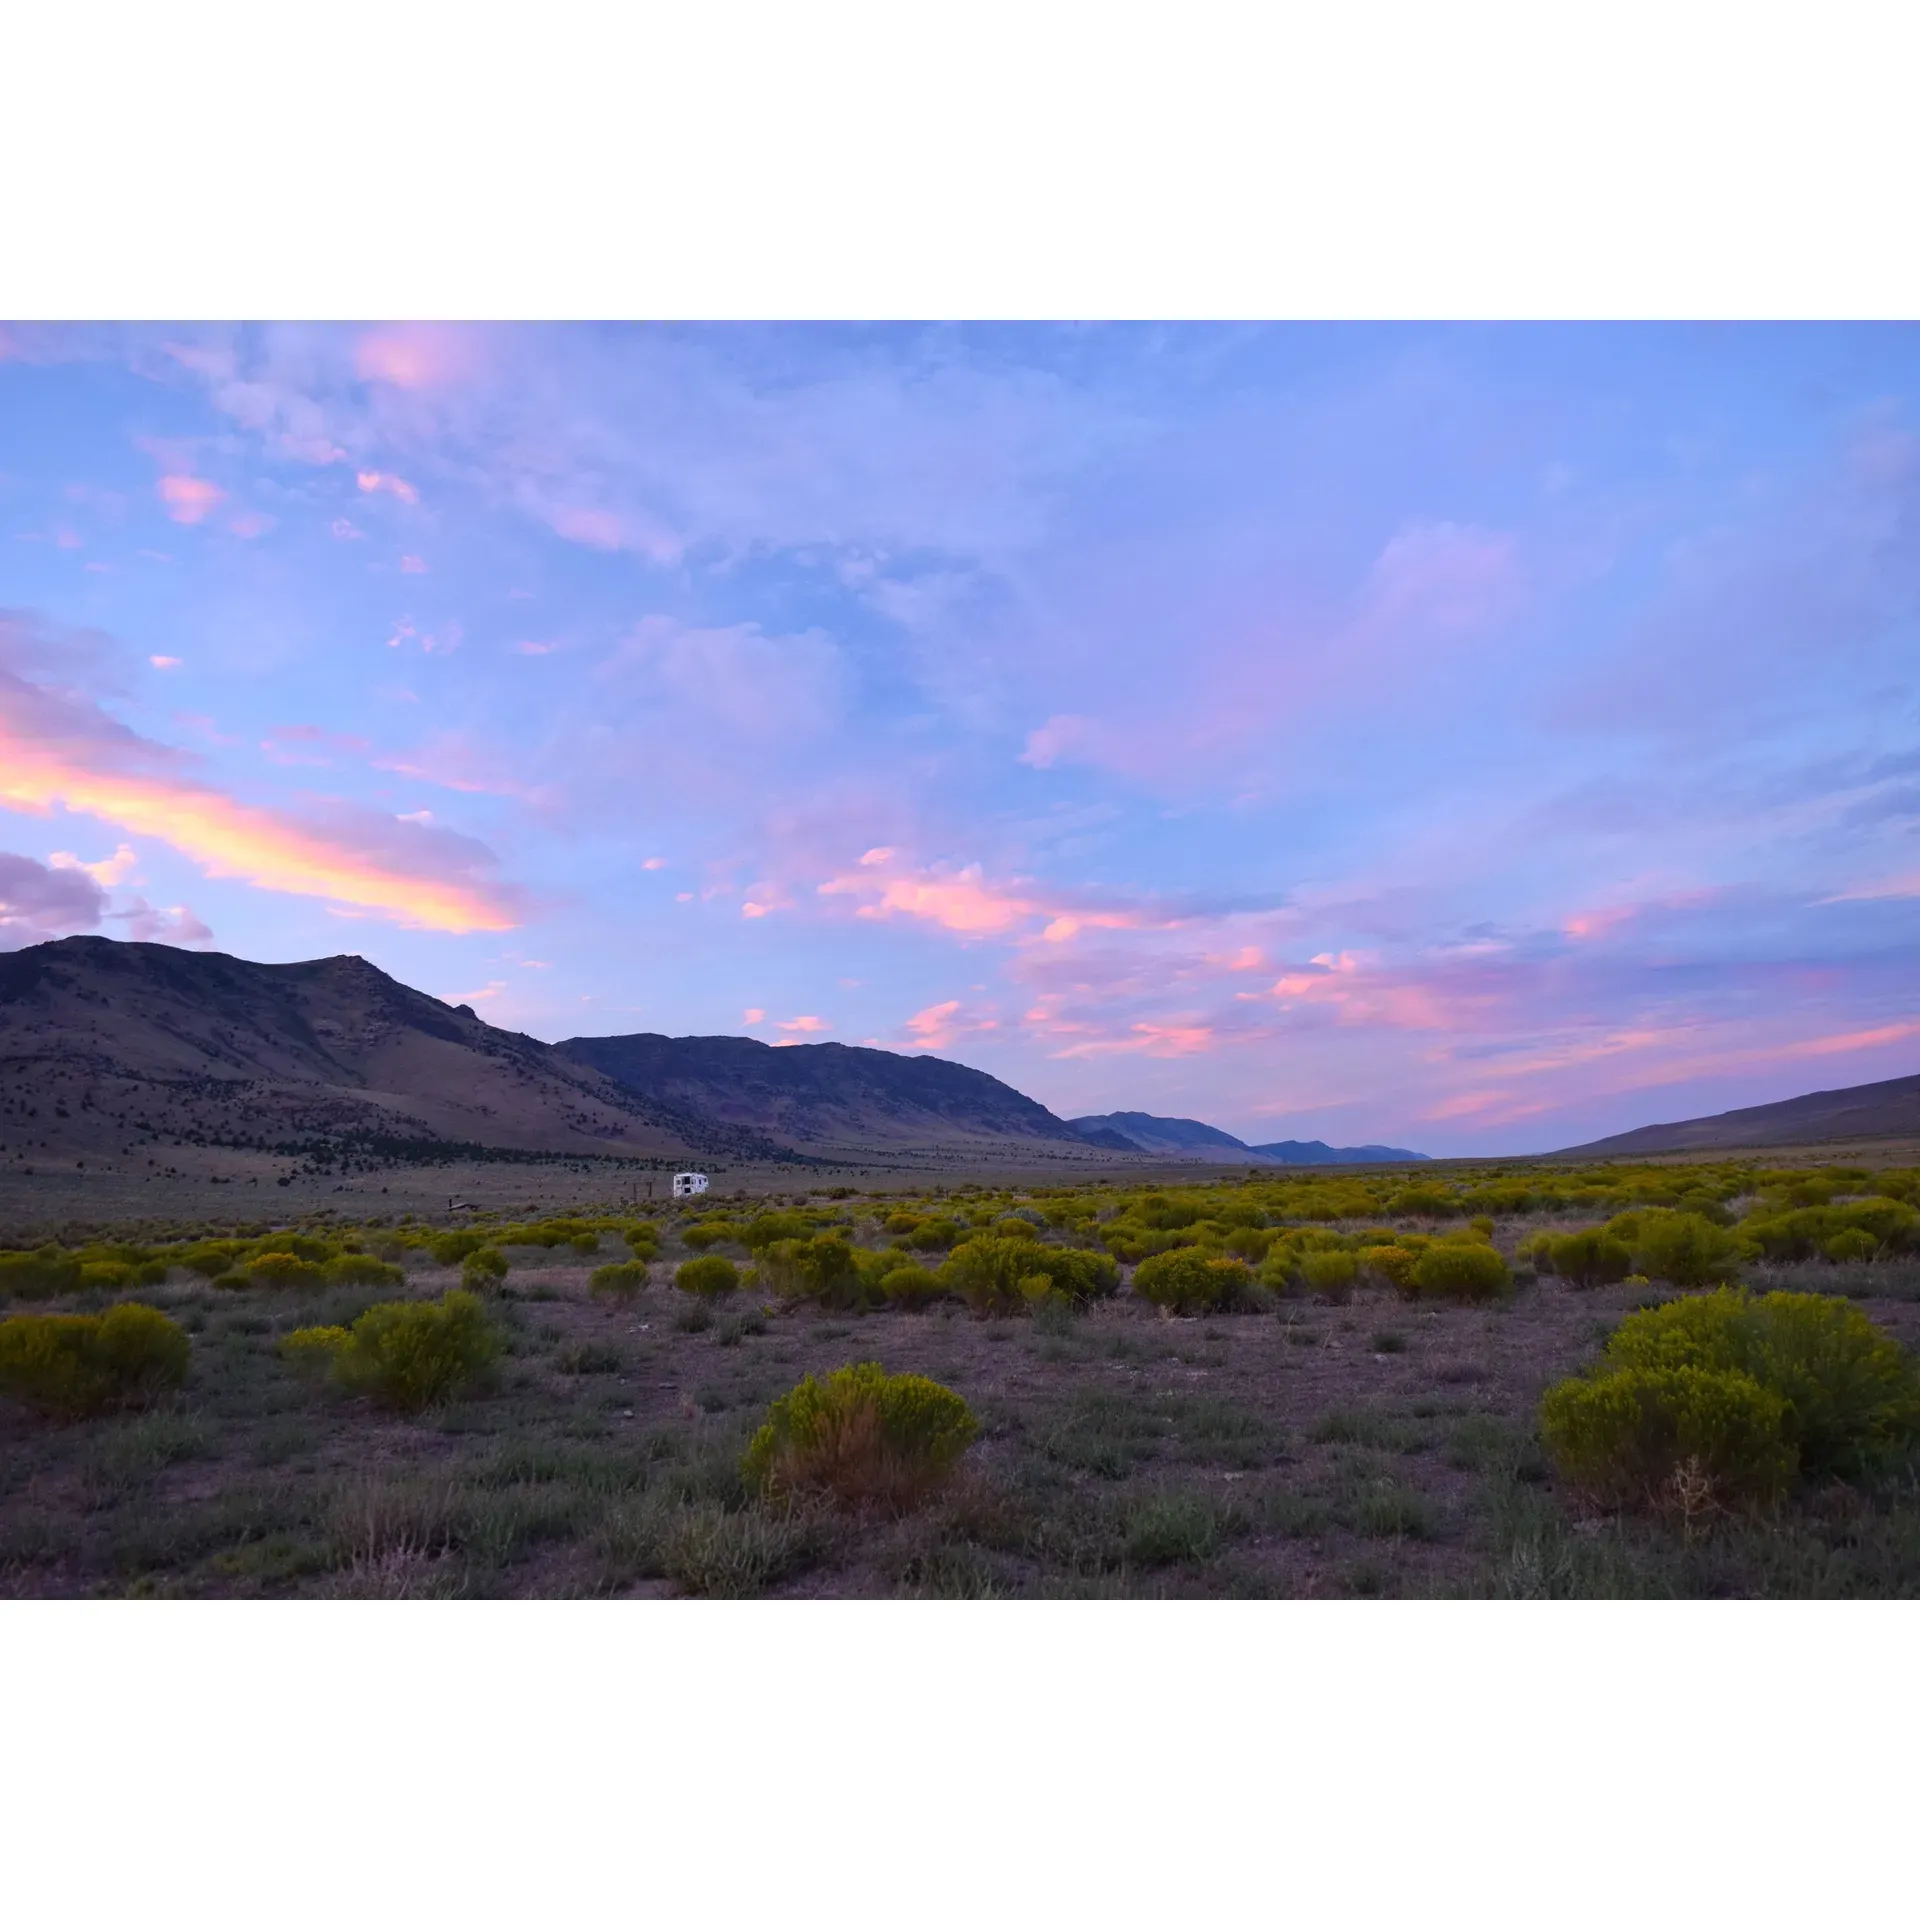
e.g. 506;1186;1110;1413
354;326;473;390
1048;1018;1220;1060
228;511;276;540
356;470;420;505
776;1014;830;1033
742;1008;765;1025
157;475;223;525
899;998;1001;1051
400;554;429;574
149;655;182;671
819;847;1168;946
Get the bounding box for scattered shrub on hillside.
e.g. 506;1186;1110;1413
883;1211;924;1237
1540;1365;1796;1511
1403;1241;1512;1302
326;1290;497;1414
179;1247;235;1279
589;1260;651;1304
460;1246;510;1292
743;1362;978;1511
427;1230;488;1268
622;1225;661;1257
1132;1248;1250;1316
244;1251;330;1288
1631;1210;1743;1288
0;1303;190;1419
681;1222;737;1252
676;1255;742;1299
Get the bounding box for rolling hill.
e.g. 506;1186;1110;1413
1559;1072;1920;1157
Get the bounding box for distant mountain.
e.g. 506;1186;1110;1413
1069;1111;1426;1164
557;1031;1091;1156
1248;1139;1430;1164
1559;1072;1920;1158
0;935;755;1168
1069;1112;1252;1159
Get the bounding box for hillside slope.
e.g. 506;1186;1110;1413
0;936;752;1167
556;1031;1092;1155
1560;1072;1920;1157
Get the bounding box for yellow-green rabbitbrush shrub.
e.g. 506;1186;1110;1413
1539;1288;1920;1510
0;1302;190;1419
1403;1240;1512;1302
300;1289;498;1414
589;1259;651;1303
1600;1289;1920;1478
675;1254;742;1298
1539;1365;1797;1511
743;1362;978;1511
1131;1247;1250;1315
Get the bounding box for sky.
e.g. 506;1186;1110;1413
1;321;1917;1154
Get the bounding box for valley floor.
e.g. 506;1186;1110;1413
6;1249;1918;1599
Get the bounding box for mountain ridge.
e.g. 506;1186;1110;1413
1558;1072;1920;1157
0;936;1123;1174
1067;1110;1428;1163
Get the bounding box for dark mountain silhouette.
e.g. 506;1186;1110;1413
556;1031;1090;1155
1068;1111;1426;1164
1246;1138;1429;1164
1559;1072;1920;1157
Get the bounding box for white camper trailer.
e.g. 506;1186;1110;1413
672;1171;709;1199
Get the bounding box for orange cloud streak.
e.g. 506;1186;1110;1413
0;700;518;934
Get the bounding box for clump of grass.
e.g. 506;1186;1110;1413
674;1301;715;1334
1123;1492;1224;1567
1352;1480;1442;1540
659;1502;819;1598
553;1340;622;1376
1372;1329;1408;1354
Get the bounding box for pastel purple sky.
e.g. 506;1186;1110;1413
2;322;1917;1152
